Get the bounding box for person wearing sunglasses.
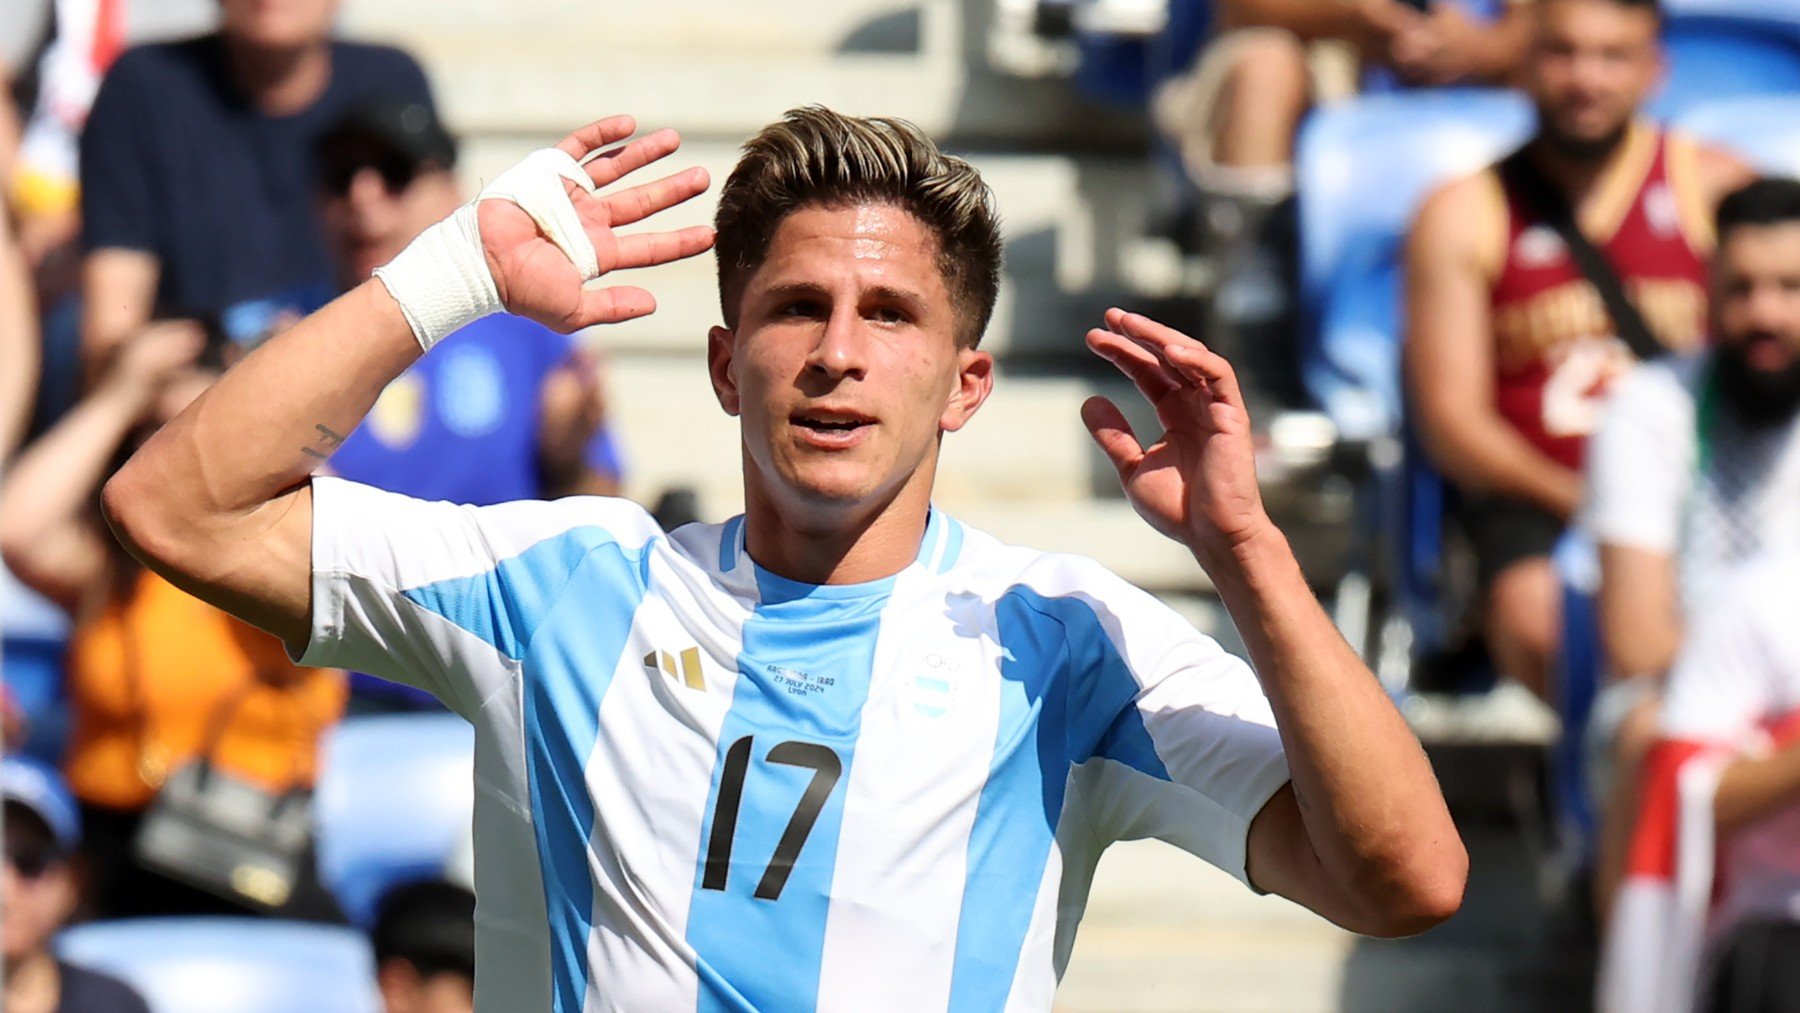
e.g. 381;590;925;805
1;757;148;1013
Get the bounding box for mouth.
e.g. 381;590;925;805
791;408;876;448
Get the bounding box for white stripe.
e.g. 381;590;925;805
813;569;999;1011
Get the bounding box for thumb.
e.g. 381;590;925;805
1081;396;1144;480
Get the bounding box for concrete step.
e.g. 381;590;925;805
457;138;1159;358
341;0;955;58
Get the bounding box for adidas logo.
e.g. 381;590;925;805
644;646;705;691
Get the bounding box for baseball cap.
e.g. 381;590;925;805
1;756;81;853
316;97;459;188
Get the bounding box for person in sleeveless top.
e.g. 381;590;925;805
1403;0;1751;702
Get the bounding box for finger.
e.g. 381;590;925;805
1164;341;1248;413
574;285;658;327
1079;395;1144;480
1087;327;1181;402
583;128;683;190
611;225;717;270
602;166;711;227
554;115;639;161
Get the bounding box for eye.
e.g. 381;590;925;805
777;299;823;319
869;305;910;325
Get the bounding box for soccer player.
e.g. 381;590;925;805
104;109;1465;1010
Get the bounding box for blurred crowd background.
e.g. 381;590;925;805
3;0;1800;1010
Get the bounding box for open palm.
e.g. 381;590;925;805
477;115;715;333
1081;309;1270;556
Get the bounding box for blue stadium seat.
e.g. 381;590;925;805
1655;1;1800;121
314;713;474;927
1297;89;1535;441
1676;95;1800;178
58;917;378;1013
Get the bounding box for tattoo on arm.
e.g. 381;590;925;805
301;423;347;461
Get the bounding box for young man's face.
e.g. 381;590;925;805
1712;220;1800;422
709;203;993;525
1527;0;1661;159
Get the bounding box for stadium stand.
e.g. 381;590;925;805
313;714;475;927
57;917;380;1013
1655;0;1800;120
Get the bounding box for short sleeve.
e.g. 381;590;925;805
1039;562;1290;886
299;477;658;717
1585;360;1697;554
79;52;161;255
1658;558;1783;742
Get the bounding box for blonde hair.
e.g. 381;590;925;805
714;106;1003;348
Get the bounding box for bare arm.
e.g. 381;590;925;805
80;248;160;383
1716;745;1800;836
1221;0;1416;43
1598;543;1681;681
0;216;37;463
0;324;202;610
102;117;714;647
1083;309;1465;937
1405;180;1583;518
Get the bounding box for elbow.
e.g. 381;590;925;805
101;457;180;570
1350;838;1469;938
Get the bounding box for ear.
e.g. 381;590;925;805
707;325;741;417
939;348;995;434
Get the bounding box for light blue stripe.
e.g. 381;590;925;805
936;517;965;574
401;526;615;660
720;515;744;572
686;570;886;1012
403;530;650;1013
948;587;1167;1010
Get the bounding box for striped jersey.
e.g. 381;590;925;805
297;477;1292;1012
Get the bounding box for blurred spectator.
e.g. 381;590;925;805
1586;178;1800;925
370;880;475;1013
9;0;129;294
2;757;151;1013
1404;0;1750;700
1150;0;1532;410
0;325;346;917
1598;549;1800;1013
310;97;624;712
77;0;433;379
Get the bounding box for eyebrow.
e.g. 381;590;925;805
760;281;930;311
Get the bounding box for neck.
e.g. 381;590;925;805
222;34;331;116
5;948;60;1013
740;458;936;587
1527;121;1638;204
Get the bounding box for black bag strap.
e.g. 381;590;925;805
1500;151;1665;362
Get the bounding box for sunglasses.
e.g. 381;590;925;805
4;837;63;879
319;150;422;197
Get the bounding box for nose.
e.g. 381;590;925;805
805;303;870;381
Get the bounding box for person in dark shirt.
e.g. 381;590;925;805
1;758;149;1013
76;0;434;379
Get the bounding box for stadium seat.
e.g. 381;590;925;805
58;917;379;1013
1296;89;1535;442
314;713;475;927
1654;1;1800;121
1675;95;1800;178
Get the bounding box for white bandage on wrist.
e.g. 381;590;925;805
373;147;603;352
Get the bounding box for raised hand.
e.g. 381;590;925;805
476;115;715;333
1080;309;1272;559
